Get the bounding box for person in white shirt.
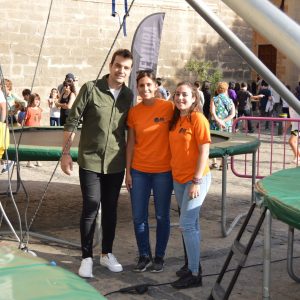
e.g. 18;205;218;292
194;81;205;108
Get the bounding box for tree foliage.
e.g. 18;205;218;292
185;59;223;92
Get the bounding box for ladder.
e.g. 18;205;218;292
209;202;267;300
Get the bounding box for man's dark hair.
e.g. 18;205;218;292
110;49;133;65
228;81;235;90
261;80;269;87
156;77;163;86
22;89;31;97
241;82;247;88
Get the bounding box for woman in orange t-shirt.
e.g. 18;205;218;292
126;70;173;273
169;82;211;289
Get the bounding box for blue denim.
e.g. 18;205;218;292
130;168;173;258
173;173;211;274
50;117;60;126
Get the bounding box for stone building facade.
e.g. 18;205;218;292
252;0;300;88
0;0;254;123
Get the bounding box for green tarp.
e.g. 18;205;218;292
0;246;105;300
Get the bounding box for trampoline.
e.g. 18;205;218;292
7;127;260;237
256;167;300;299
7;126;80;162
209;167;300;299
0;246;105;300
210;130;260;236
8;127;259;162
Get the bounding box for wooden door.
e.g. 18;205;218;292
258;44;277;75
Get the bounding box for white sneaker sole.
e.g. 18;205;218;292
100;262;123;272
78;271;94;278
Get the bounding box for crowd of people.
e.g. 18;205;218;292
0;74;80;171
1;48;299;289
0;74;80;129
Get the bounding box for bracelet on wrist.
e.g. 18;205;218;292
62;152;70;156
192;177;202;185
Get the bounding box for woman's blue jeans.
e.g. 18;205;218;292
130;168;173;258
173;173;211;273
50;117;60;126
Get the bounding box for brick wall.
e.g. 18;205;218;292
0;0;252;124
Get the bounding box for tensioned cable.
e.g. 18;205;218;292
0;66;25;247
13;0;54;155
0;0;55;250
21;0;136;247
103;255;300;297
31;0;53;92
0;0;54;247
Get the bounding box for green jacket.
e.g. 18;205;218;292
64;75;133;174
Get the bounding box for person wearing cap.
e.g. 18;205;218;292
58;73;78;95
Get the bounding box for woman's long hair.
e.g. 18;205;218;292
169;81;201;130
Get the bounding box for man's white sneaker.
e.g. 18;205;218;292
100;253;123;272
78;257;93;278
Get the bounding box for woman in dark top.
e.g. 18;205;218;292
201;81;211;120
56;80;76;126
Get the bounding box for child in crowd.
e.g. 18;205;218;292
48;88;61;126
24;93;43;167
22;89;31;104
4;79;20;126
17;102;26;126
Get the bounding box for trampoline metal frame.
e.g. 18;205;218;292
263;211;300;299
220;151;256;237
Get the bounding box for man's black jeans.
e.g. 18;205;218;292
238;109;253;131
79;168;124;258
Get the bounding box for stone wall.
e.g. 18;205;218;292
252;0;300;89
0;0;252;124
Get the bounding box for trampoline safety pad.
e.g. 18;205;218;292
0;246;105;300
256;167;300;230
7;127;260;161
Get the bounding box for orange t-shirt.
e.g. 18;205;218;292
24;107;42;126
169;112;211;183
127;99;173;173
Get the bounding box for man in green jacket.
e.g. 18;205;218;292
61;49;133;278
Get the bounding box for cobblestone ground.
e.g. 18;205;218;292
1;131;300;299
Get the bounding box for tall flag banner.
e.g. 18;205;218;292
129;13;165;102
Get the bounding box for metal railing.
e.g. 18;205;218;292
232;116;300;179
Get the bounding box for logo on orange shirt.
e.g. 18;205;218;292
179;127;187;134
154;117;165;123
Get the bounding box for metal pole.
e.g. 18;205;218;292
222;0;300;69
263;209;271;300
185;0;300;115
221;155;228;237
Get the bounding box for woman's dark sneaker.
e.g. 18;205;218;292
133;256;152;272
171;270;202;289
176;263;202;278
176;262;189;277
150;256;164;272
